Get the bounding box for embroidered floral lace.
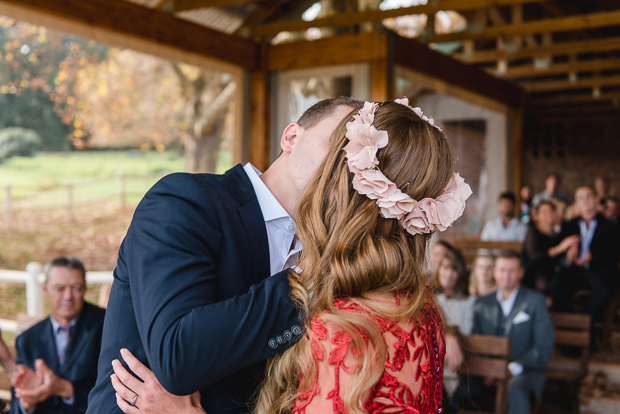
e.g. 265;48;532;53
293;294;446;414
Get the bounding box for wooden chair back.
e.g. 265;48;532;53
452;237;523;265
549;312;591;376
458;334;511;414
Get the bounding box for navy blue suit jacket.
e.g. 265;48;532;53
10;302;106;414
86;165;302;414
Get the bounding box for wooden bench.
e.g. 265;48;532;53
458;334;512;414
544;312;591;413
452;237;523;266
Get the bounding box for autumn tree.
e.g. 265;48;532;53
0;15;107;150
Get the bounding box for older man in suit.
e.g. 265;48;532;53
550;186;620;319
449;250;554;414
10;256;105;414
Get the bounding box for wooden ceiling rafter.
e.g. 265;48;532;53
0;0;258;70
492;58;620;79
523;74;620;93
249;0;556;37
431;9;620;43
528;91;620;105
460;36;620;63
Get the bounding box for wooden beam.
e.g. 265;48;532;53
527;91;620;105
492;58;620;78
268;31;386;71
250;42;270;171
251;0;556;37
174;0;255;12
394;35;523;108
460;35;620;63
0;0;258;70
522;74;620;93
432;10;620;43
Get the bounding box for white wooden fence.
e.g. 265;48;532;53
0;262;113;332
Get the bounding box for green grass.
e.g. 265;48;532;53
0;149;232;205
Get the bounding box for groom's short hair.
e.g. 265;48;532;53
297;97;362;130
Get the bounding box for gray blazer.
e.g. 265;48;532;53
472;287;554;373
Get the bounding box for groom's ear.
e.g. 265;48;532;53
280;122;303;154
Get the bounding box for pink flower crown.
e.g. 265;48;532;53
343;99;473;235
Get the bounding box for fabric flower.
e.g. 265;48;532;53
352;170;397;200
402;208;431;235
344;122;388;172
377;190;417;219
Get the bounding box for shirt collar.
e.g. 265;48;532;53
243;163;292;223
496;287;520;316
50;314;78;332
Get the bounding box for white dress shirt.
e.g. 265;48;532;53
243;163;302;275
496;288;524;376
480;217;528;242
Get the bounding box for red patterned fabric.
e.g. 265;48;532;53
293;293;446;414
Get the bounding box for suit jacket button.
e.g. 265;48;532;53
268;339;278;349
291;325;302;336
276;335;286;345
283;330;292;341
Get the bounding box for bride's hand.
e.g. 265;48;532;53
111;348;204;414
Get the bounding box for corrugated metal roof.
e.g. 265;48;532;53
122;0;257;35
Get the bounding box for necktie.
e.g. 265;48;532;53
58;325;73;373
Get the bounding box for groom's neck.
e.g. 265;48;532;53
261;159;299;221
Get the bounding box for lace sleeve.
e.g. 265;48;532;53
293;298;446;414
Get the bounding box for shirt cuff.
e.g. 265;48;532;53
62;395;75;405
508;361;524;376
19;400;36;414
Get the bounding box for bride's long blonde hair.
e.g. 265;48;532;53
256;101;456;414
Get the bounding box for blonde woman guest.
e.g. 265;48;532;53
469;255;496;298
110;100;472;414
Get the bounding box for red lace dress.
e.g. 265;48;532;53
293;294;446;414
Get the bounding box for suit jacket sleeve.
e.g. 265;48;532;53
512;293;555;371
10;334;28;414
126;174;301;395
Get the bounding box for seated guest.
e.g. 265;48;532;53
520;184;533;223
522;201;580;293
532;173;566;207
469;255;496;298
448;251;554;414
549;187;620;320
10;256;105;414
604;196;619;224
426;239;456;282
481;191;528;241
432;251;475;401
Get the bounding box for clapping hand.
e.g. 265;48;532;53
111;349;204;414
14;359;73;411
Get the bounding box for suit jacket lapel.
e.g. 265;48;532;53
225;165;271;284
62;308;89;375
40;319;60;373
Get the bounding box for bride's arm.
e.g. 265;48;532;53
111;349;205;414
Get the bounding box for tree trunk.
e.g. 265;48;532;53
183;110;226;173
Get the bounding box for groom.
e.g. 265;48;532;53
86;98;359;414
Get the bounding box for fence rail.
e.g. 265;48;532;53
3;171;166;223
0;262;114;332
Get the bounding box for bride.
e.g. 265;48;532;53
110;99;471;414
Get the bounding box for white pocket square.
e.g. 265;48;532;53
512;310;530;325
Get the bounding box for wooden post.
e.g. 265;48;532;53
25;262;44;317
250;41;270;172
4;183;11;226
66;182;73;222
118;169;126;208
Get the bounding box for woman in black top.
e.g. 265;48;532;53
523;201;580;293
